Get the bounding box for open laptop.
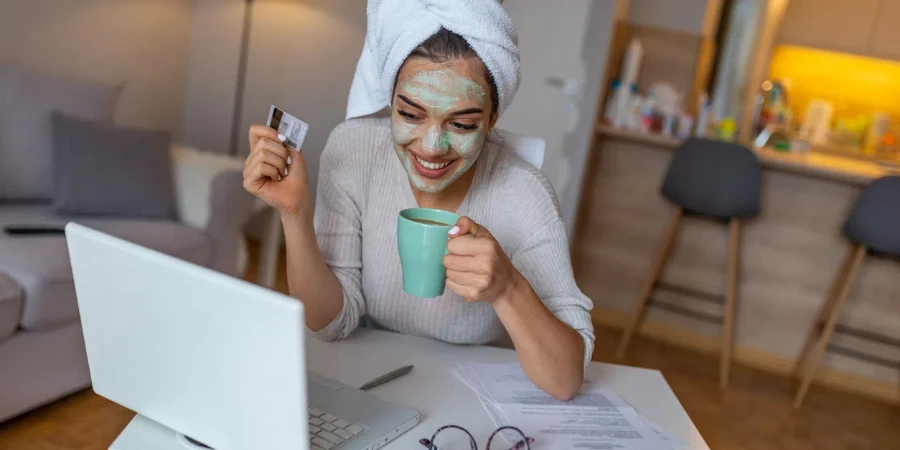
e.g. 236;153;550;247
65;223;418;450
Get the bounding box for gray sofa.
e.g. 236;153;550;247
0;64;256;422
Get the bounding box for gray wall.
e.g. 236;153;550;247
181;0;247;153
0;0;194;135
180;0;367;196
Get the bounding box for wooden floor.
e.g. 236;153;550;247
2;244;899;449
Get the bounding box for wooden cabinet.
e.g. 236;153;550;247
870;0;900;60
778;0;900;62
627;0;721;37
778;0;881;55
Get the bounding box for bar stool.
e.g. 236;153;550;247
615;138;762;390
792;175;900;408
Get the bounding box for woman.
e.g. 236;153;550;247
242;1;594;400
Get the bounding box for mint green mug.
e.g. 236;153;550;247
397;208;460;298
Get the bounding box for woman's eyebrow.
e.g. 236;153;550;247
450;107;484;116
397;95;426;112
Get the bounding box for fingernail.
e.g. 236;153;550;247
449;226;459;235
277;134;286;142
284;167;289;176
278;175;282;181
287;155;292;165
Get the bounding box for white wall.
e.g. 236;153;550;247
495;0;625;234
498;0;625;234
557;0;629;234
499;0;593;198
0;0;194;136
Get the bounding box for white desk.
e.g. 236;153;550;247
110;328;709;449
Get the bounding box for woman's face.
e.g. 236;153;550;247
391;57;494;194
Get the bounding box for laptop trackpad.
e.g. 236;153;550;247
308;372;345;392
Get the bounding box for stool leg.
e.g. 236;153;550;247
793;247;856;378
616;208;683;359
720;219;742;390
793;244;867;408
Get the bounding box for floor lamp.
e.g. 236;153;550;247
227;0;282;289
229;0;255;157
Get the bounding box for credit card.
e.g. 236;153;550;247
267;105;309;149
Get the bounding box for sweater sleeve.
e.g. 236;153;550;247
308;126;367;341
511;219;596;368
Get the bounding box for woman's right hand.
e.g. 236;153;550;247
243;124;312;217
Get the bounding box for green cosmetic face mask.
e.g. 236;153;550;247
391;68;489;194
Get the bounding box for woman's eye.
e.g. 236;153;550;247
398;110;420;121
451;122;479;131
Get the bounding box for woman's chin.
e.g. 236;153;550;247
409;175;452;194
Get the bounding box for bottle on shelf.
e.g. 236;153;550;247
603;79;623;125
638;93;656;133
865;113;890;157
695;93;711;138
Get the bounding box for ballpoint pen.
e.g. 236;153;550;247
359;365;414;391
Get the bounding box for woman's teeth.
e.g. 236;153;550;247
416;155;452;170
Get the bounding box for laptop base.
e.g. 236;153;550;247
110;415;195;450
110;413;418;450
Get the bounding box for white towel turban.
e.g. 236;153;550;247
346;0;521;120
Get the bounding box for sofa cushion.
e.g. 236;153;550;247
51;113;177;219
0;205;212;330
0;64;121;200
0;273;22;341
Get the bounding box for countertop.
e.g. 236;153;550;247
597;125;899;186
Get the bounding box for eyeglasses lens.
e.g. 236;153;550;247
486;426;530;450
431;426;478;450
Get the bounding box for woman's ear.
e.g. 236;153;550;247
488;111;499;133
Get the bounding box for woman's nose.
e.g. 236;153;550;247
422;125;450;156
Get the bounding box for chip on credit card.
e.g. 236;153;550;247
267;105;309;149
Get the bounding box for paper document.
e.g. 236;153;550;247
455;362;688;450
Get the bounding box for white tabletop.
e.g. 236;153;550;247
111;328;709;449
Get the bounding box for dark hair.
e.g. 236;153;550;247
402;28;499;118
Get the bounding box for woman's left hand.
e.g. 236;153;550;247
444;216;518;302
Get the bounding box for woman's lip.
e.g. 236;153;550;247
409;151;456;178
409;151;454;164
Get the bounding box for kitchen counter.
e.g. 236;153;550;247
574;126;900;403
597;125;899;186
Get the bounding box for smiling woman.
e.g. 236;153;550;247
241;0;595;402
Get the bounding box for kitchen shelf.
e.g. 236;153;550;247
596;124;898;186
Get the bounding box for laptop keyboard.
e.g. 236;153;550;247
308;406;366;450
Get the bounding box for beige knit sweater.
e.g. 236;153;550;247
310;118;595;365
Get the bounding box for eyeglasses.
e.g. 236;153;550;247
418;425;534;450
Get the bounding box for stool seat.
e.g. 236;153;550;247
842;176;900;258
0;273;23;341
661;138;762;220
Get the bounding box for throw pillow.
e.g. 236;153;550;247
0;64;122;200
51;113;177;219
